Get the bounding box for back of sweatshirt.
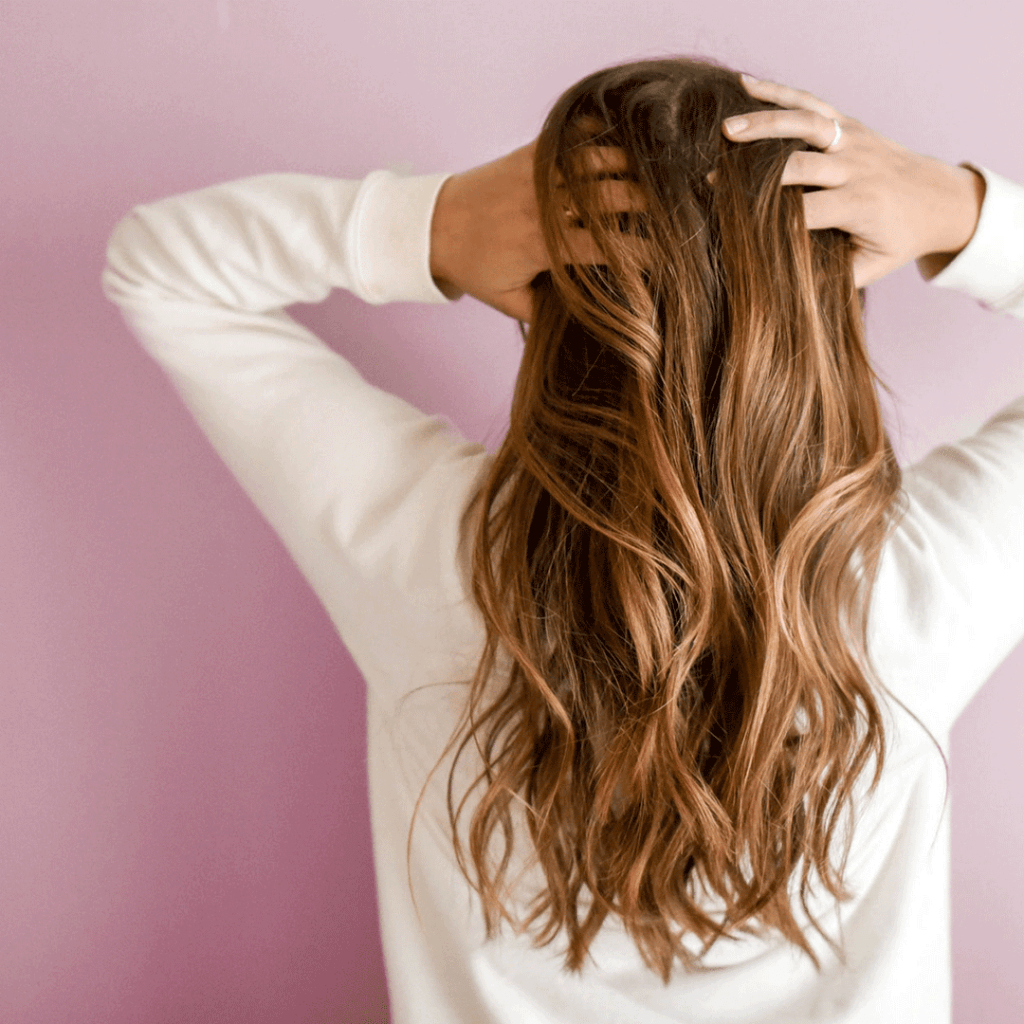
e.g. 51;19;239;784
102;163;1024;1023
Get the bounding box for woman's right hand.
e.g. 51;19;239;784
721;75;986;288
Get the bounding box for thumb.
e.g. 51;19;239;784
484;285;535;324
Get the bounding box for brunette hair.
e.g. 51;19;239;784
412;55;946;982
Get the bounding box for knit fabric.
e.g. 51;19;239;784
102;164;1024;1023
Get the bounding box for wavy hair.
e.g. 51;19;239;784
412;55;945;982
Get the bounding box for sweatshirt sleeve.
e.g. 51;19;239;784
868;165;1024;741
102;170;492;699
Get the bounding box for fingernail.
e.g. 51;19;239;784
740;73;759;86
724;117;748;135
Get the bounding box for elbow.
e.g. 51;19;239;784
101;206;153;308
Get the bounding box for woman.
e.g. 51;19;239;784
103;57;1019;1023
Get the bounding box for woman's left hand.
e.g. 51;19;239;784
428;139;640;323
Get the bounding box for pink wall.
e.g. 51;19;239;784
1;2;1022;1021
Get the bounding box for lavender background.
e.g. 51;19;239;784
1;1;1022;1021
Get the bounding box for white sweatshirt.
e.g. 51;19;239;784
102;162;1024;1024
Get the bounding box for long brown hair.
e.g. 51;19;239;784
412;55;945;983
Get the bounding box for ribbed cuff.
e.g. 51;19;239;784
347;169;455;306
925;164;1024;312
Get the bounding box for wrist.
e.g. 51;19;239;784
942;164;986;256
918;162;986;278
429;175;466;300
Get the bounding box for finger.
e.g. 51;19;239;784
573;114;624;147
780;150;847;189
724;108;842;152
851;250;889;290
559;224;655;266
556;179;647;214
801;188;851;233
559;145;633;181
561;228;607;264
739;76;839;120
